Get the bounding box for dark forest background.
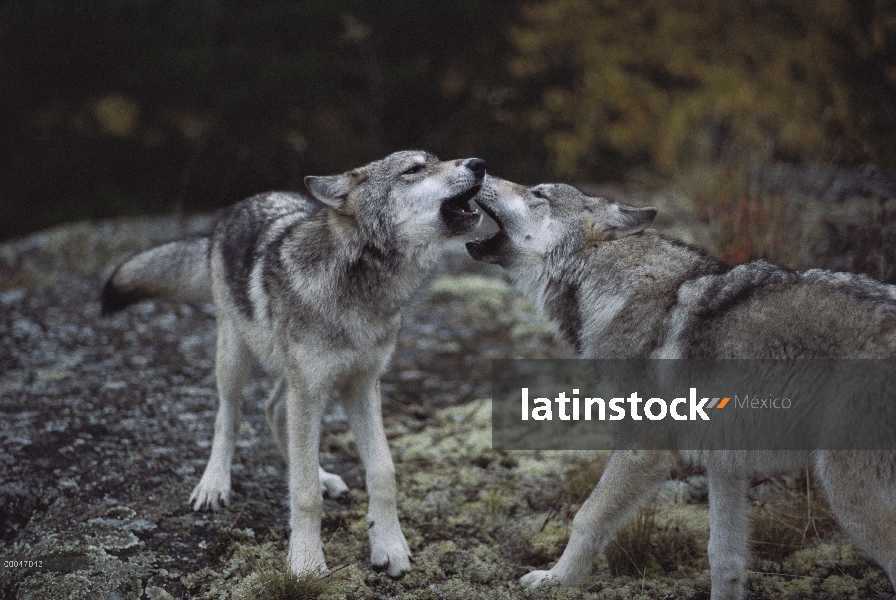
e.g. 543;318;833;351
2;0;896;242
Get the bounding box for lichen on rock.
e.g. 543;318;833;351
0;217;889;599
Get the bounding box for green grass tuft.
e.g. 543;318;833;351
605;508;661;579
254;566;332;600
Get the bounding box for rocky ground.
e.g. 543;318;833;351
1;199;894;599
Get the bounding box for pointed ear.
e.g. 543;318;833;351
306;168;369;211
304;174;355;210
603;204;657;240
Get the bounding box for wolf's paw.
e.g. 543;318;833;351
189;473;230;511
371;544;412;579
520;570;557;586
369;522;412;579
288;545;328;578
318;468;349;498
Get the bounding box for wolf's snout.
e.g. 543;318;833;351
465;158;486;179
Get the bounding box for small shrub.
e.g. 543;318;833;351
255;566;332;600
750;478;837;562
487;487;505;518
652;524;702;574
690;167;799;266
605;507;704;579
605;508;661;579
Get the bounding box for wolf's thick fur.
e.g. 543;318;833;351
103;151;485;577
467;177;896;599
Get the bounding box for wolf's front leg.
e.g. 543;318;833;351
191;319;250;511
706;464;749;600
520;450;675;587
285;380;328;575
344;376;412;579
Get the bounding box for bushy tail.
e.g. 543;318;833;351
100;236;212;315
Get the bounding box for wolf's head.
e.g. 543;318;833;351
305;151;484;244
466;177;656;270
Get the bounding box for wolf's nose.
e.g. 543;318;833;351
465;158;486;179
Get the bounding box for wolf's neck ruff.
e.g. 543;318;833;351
270;208;436;321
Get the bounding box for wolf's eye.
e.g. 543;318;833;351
531;189;546;199
403;164;425;175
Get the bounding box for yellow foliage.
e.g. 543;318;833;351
510;0;896;177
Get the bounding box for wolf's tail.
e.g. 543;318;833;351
100;236;212;315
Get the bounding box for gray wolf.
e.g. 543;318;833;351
466;176;896;599
101;151;485;577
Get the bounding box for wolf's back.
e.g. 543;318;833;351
101;236;212;315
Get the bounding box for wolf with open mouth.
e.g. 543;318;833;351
467;175;896;599
101;151;485;577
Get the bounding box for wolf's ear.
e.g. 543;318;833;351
601;204;657;240
305;172;364;211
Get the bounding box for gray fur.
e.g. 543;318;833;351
467;176;896;598
102;151;485;578
101;235;212;314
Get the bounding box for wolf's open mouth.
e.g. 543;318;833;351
466;230;504;250
465;197;507;262
440;185;482;218
440;184;482;235
465;229;507;263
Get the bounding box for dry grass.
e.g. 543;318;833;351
605;508;661;579
651;522;703;575
750;476;838;563
604;507;703;579
254;566;332;600
563;453;609;504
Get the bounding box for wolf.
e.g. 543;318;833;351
101;150;485;577
466;176;896;599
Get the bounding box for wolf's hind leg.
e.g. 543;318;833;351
265;378;289;456
816;450;896;592
318;466;350;498
266;379;348;498
190;318;251;511
343;374;412;579
521;450;676;587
